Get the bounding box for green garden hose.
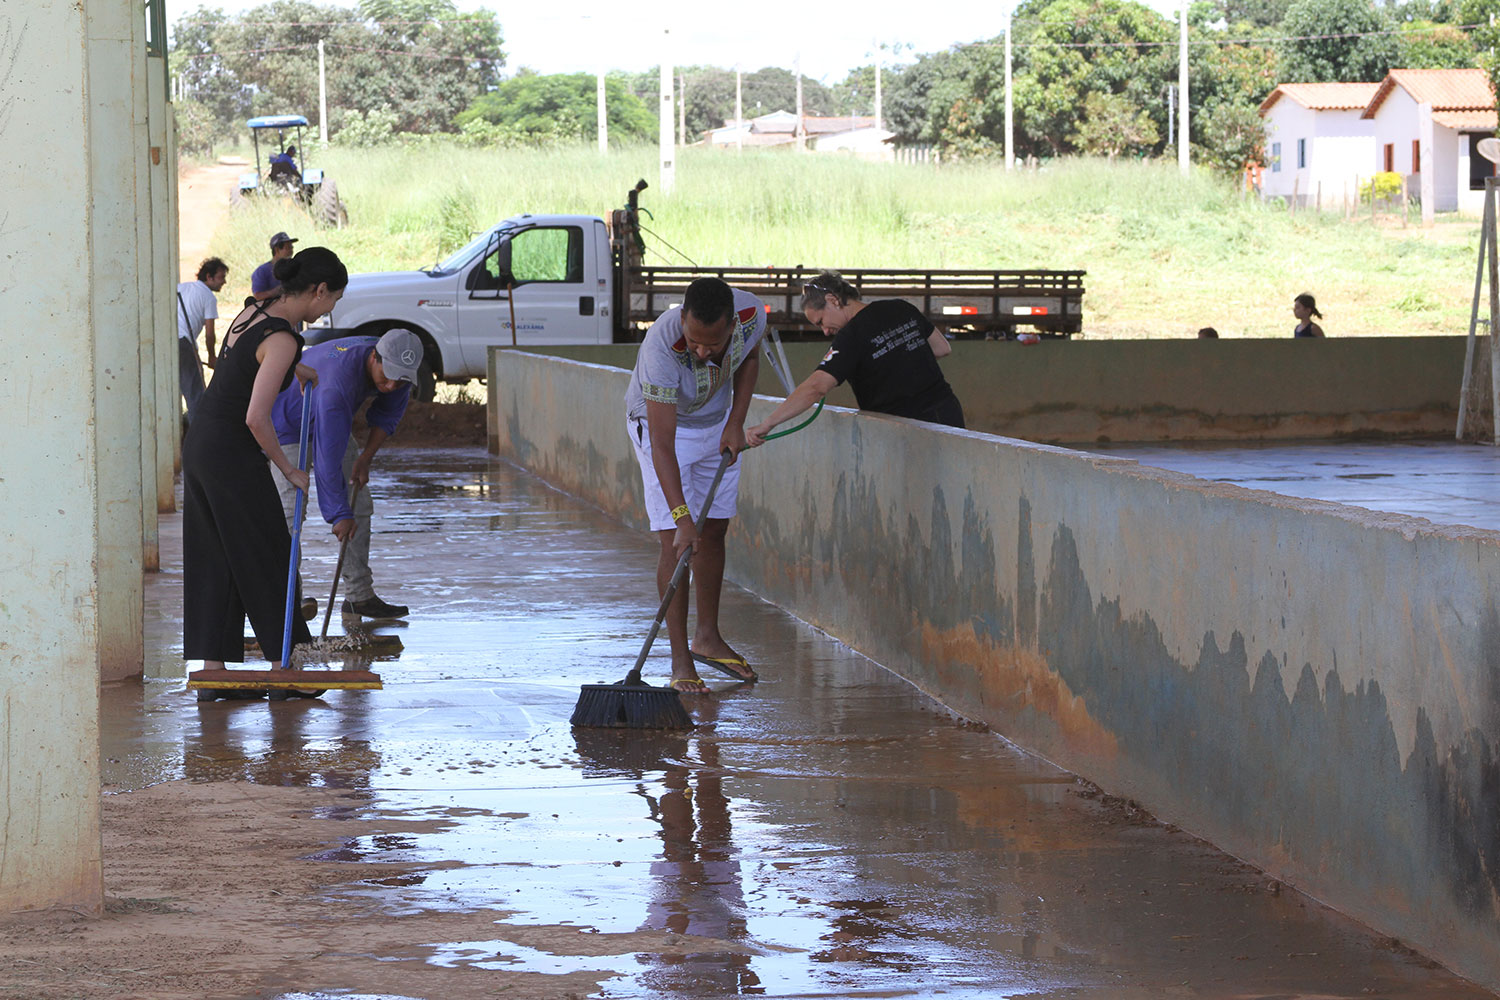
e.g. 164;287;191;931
762;399;824;440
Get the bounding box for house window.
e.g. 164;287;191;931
1471;133;1498;191
1412;139;1421;174
1271;142;1281;173
1384;143;1394;173
1297;138;1306;169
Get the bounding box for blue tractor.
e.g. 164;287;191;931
233;115;347;227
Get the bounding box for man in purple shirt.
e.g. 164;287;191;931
270;329;424;619
251;231;298;301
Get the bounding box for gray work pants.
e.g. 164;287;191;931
270;436;376;603
179;337;205;421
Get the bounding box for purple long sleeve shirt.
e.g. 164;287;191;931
272;336;410;524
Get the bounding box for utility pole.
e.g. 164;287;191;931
875;46;883;132
597;68;608;153
795;53;805;152
659;32;674;194
317;39;328;145
1167;84;1174;146
1004;14;1013;169
679;73;686;147
1178;1;1189;175
735;63;743;153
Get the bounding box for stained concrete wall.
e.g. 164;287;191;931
501;335;1466;443
489;351;1500;991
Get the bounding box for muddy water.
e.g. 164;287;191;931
106;448;1494;998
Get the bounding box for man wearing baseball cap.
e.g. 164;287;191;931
268;329;425;619
251;231;299;301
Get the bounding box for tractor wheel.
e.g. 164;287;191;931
314;179;349;229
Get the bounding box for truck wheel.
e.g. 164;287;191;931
314;180;348;229
415;356;437;402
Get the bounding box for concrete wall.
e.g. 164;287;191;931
489;351;1500;992
496;336;1466;444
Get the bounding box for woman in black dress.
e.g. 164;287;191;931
182;246;348;673
745;270;964;446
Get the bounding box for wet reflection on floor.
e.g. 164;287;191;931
109;447;1495;999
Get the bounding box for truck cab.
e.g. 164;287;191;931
321;213;615;396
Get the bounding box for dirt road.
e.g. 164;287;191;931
177;161;243;280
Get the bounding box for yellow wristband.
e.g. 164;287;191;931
669;504;691;522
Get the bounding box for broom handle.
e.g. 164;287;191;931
628;448;734;682
320;482;362;640
279;381;315;668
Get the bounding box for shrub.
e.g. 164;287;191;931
1360;171;1403;204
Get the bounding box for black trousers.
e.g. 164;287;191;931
182;423;310;663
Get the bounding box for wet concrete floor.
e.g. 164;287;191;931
110;447;1495;998
1094;439;1500;531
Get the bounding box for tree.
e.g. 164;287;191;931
170;6;253;140
1010;0;1176;158
1396;20;1478;68
456;72;655;144
171;0;504;138
1277;0;1398;83
1071;91;1159;159
1208;0;1295;28
1196;101;1266;173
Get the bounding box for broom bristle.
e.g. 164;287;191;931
571;680;693;729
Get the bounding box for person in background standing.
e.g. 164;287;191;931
176;257;228;425
1293;294;1326;338
252;232;298;301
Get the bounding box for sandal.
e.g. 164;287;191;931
669;677;709;693
690;651;757;682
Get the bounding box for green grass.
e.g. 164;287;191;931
207;145;1482;339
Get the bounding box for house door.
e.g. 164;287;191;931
1470;133;1498;191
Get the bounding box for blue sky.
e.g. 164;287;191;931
173;0;1188;84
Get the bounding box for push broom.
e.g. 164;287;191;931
570;448;736;730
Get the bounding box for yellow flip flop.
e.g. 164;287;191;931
669;677;709;693
690;652;757;682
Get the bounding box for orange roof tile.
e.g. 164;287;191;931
1362;68;1496;118
1432;110;1499;130
1260;82;1380;115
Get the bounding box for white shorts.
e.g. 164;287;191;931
628;415;740;531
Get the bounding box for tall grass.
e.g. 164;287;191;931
207;145;1480;338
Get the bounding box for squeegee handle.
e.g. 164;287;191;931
627;448;734;682
279;381;315;668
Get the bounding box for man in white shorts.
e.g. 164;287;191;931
625;277;764;692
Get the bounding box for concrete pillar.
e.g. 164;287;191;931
91;0;149;681
135;7;161;569
0;0;112;913
148;55;177;513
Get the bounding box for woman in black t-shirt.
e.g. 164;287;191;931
745;270;964;446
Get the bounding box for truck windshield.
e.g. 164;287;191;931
426;227;506;275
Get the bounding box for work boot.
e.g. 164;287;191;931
300;597;318;620
342;595;408;619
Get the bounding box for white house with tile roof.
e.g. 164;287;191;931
1359;68;1497;214
1259;82;1380;207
